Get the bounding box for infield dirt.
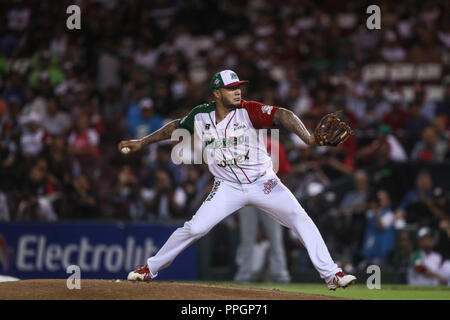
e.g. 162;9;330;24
0;279;354;300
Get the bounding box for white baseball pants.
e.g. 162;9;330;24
147;171;341;283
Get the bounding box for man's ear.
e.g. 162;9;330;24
212;89;221;99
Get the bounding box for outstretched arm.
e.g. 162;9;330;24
273;108;316;146
117;119;180;154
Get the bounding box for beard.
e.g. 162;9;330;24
226;103;240;110
224;98;241;109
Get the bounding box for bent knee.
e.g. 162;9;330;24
185;221;210;238
285;210;311;226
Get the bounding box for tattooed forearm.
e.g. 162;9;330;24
273;108;316;146
140;119;181;146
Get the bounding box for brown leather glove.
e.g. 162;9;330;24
314;111;354;146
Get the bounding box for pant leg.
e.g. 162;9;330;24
147;179;246;278
438;260;450;284
234;206;259;282
260;213;291;282
247;173;341;283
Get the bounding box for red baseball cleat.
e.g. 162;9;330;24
327;271;356;290
127;265;151;281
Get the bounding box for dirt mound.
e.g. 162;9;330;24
0;279;351;300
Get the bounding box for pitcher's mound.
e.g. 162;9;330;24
0;279;352;300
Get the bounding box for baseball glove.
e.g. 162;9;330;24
314;111;354;146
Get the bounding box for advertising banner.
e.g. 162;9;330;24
0;222;196;280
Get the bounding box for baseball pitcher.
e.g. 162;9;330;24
118;70;356;290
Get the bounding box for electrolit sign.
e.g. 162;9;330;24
0;222;196;280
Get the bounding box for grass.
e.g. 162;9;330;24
200;282;450;300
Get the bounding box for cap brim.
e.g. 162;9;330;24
223;80;249;88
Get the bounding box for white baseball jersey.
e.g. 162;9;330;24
178;100;279;184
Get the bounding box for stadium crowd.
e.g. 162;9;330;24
0;0;449;283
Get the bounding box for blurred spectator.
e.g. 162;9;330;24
113;165;142;220
20;112;50;159
408;227;450;286
140;169;185;221
0;191;10;221
29;51;65;88
7;2;31;32
342;66;367;122
68;112;100;158
423;187;450;229
66;173;99;220
148;143;183;186
44;135;72;187
134;42;160;70
435;83;450;117
170;71;190;103
291;146;330;200
365;82;391;123
364;137;409;208
391;231;414;281
68;112;101;177
408;26;442;63
381;93;408;136
0;121;18;190
436;218;450;260
16;158;58;221
396;170;436;227
3;72;26;106
380;31;406;62
360;190;397;268
175;166;209;218
410;126;448;162
20;87;47;122
356;124;407;164
42;97;72;136
340;170;371;217
404;101;430;153
415;85;437;123
101;86;122;118
320;143;355;180
338;170;372;262
96;42;121;91
49;27;68;60
126;97;164;139
152;81;174;117
432;114;449;147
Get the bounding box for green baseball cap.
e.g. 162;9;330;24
210;70;249;91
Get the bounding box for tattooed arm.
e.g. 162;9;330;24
118;119;180;154
273;108;317;146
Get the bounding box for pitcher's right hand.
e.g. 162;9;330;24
118;139;143;154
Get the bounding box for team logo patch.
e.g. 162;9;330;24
261;105;274;115
214;78;220;86
205;124;210;130
231;73;238;80
263;178;278;195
